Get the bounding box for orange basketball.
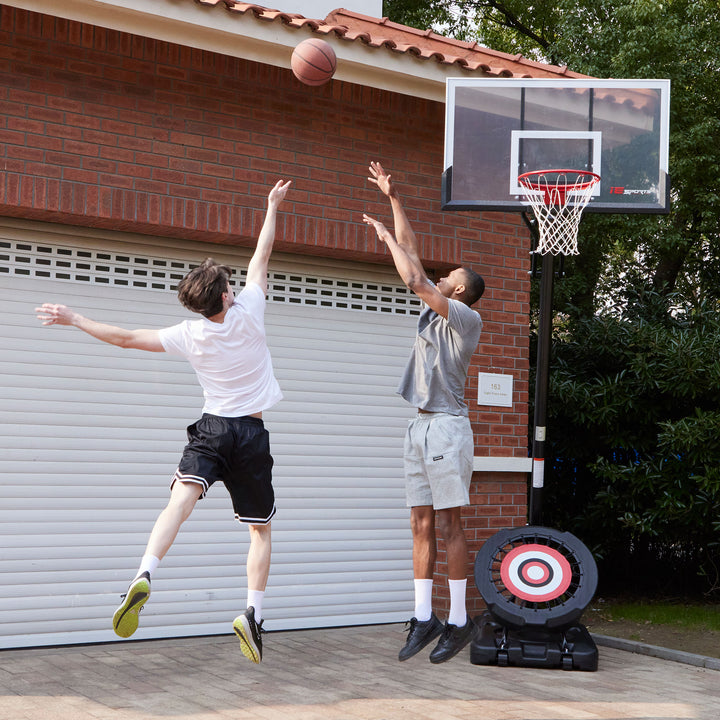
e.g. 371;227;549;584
291;39;337;87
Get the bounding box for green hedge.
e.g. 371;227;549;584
537;295;720;597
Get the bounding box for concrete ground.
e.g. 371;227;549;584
1;623;718;720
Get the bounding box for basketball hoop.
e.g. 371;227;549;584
518;169;600;255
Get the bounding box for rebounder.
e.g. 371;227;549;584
470;526;599;670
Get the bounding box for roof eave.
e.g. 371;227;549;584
0;0;579;102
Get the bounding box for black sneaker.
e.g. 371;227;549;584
112;571;151;638
429;617;478;664
398;613;443;661
233;606;264;663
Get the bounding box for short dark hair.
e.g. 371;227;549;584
460;267;485;306
176;258;233;317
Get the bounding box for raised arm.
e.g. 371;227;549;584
246;179;292;294
362;214;449;319
35;303;164;352
367;161;423;273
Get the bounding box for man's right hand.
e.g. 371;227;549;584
35;303;78;327
362;213;393;244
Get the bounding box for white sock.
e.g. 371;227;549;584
136;554;159;579
247;589;265;622
413;578;433;622
448;578;468;627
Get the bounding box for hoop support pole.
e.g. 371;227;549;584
529;252;555;525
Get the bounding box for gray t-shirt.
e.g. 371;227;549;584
397;298;482;416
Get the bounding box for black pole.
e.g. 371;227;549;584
529;252;555;525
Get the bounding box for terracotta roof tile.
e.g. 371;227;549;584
193;1;585;79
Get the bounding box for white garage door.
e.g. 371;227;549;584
0;220;421;649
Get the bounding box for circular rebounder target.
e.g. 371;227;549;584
475;526;598;630
500;543;572;602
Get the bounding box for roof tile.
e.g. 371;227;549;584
192;1;585;79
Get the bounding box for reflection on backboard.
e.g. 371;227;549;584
442;78;671;213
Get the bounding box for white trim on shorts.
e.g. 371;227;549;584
171;471;209;498
236;505;277;525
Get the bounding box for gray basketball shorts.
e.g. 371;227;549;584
403;412;474;510
172;413;276;525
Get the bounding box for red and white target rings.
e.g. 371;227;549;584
500;544;572;602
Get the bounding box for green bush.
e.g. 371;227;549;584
538;293;720;597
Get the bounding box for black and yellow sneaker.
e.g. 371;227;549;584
112;571;151;638
233;606;264;663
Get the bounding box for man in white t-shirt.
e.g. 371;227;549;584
35;179;291;663
363;162;484;664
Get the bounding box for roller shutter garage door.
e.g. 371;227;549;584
0;220;421;649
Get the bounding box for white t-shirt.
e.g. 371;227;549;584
158;282;282;417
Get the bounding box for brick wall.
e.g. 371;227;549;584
0;6;529;616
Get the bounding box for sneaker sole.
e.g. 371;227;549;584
233;615;261;663
112;579;150;638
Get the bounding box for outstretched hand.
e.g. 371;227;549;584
268;179;292;207
35;303;76;326
362;213;393;244
367;161;395;198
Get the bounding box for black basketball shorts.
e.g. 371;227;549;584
172;413;276;525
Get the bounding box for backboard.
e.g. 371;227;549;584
442;78;671;213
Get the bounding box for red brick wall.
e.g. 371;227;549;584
0;6;529;616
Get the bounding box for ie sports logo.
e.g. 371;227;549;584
609;187;655;196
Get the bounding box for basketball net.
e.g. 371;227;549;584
518;170;601;255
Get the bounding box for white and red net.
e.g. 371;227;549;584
518;169;601;256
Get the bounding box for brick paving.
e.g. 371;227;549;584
1;623;718;720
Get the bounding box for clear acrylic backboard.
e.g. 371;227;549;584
442;78;671;214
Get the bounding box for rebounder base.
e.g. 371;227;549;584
470;613;598;671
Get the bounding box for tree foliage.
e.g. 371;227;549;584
553;0;720;305
384;0;565;61
385;0;720;596
539;294;720;595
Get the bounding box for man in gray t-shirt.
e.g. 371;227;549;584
363;161;484;665
398;297;483;415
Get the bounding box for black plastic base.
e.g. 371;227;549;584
470;613;599;671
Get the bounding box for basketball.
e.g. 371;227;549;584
291;39;337;86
